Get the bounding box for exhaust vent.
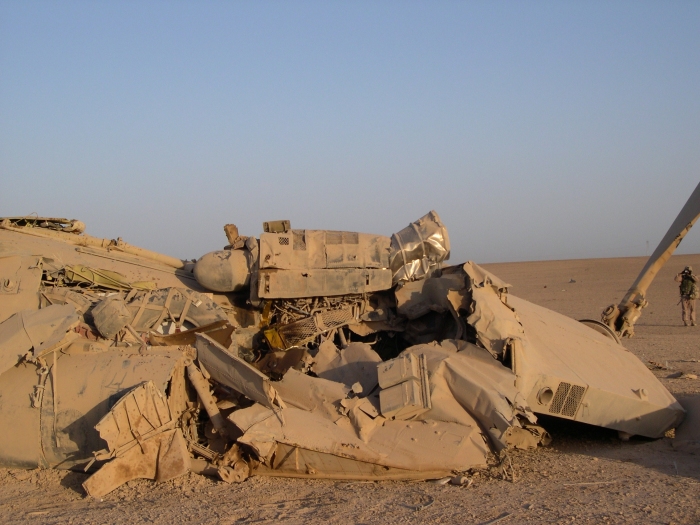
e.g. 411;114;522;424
549;382;586;418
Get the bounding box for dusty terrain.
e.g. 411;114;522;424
2;254;700;525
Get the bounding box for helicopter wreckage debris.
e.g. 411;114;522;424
0;213;685;497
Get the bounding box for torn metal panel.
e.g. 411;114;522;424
83;429;189;498
93;380;176;453
83;379;190;497
389;211;450;284
462;261;511;293
0;360;45;468
463;262;524;357
194;333;281;410
367;419;489;471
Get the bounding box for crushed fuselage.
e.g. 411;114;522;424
0;214;684;497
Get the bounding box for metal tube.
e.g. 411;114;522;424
185;361;228;438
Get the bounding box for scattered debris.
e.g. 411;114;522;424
449;475;472;486
648;360;670;370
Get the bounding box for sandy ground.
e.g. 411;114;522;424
2;254;700;525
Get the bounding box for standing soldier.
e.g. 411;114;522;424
675;266;699;326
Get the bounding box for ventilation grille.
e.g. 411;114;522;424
549;383;570;414
278;237;290;246
549;382;586;418
277;307;356;347
562;385;586;416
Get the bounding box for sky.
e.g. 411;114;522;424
1;1;699;264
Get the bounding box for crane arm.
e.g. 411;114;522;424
602;181;700;337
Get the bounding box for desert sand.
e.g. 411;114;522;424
1;254;699;525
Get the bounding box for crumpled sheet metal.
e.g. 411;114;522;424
0;304;78;375
463;261;524;357
195;333;282;410
402;340;546;450
312;340;382;394
223;345;492;477
229;403;489;475
462;261;511;292
389;211;450;284
273;368;349;421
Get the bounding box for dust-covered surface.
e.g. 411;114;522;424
2;254;700;525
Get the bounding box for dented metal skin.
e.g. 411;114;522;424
0;212;685;497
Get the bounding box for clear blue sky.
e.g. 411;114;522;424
1;1;699;263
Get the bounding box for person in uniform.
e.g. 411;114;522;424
675;266;698;326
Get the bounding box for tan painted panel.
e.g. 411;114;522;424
258;268;392;298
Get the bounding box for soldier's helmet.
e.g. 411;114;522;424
685;266;693;272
